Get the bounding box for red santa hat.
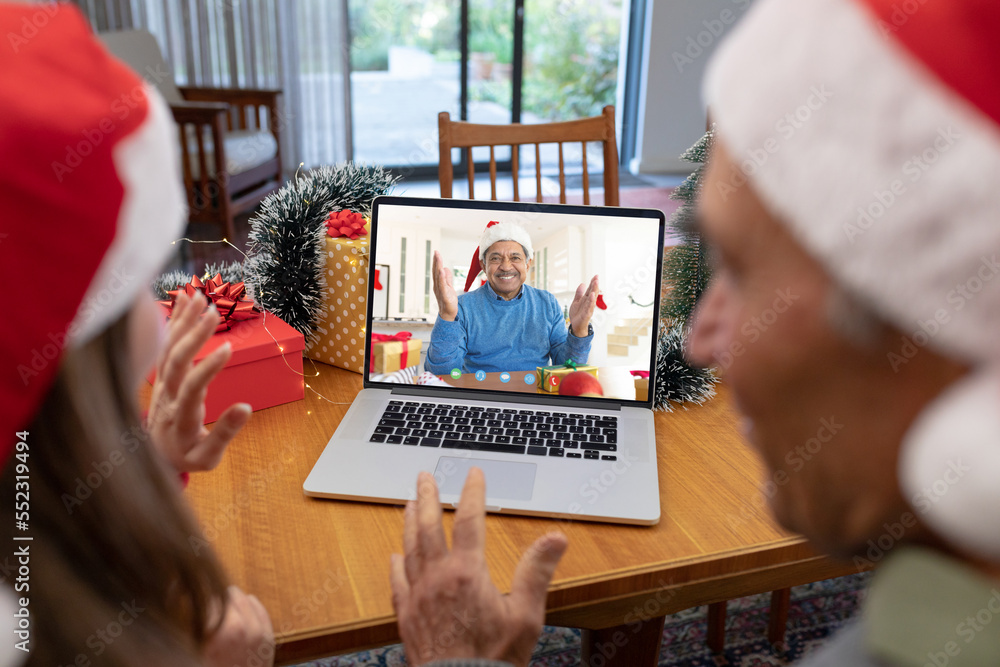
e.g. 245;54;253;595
705;0;1000;559
0;5;186;461
463;220;535;292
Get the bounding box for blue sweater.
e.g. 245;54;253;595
425;284;593;374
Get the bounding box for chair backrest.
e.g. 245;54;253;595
97;29;184;105
438;105;620;206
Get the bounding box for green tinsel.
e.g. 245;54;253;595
653;320;716;411
203;260;245;284
652;127;718;409
151;260;245;300
244;162;397;342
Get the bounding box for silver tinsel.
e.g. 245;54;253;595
652;318;717;412
244;163;397;344
151;260;245;300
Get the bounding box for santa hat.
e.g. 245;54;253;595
463;221;534;292
0;5;186;461
705;0;1000;559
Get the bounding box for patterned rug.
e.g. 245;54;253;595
297;572;870;666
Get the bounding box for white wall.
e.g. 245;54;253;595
632;0;753;174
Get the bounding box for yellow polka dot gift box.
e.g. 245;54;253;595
305;212;371;373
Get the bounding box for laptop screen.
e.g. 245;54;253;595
364;196;665;407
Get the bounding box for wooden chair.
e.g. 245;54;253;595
437;105;620;206
99;29;283;240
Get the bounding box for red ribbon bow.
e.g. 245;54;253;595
325;210;367;239
160;273;260;333
370;332;414;370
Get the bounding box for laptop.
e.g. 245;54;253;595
304;195;665;525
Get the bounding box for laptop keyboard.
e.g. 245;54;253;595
369;400;619;461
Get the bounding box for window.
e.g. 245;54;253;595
348;0;625;174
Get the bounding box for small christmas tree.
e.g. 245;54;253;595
661;128;714;322
653;128;718;411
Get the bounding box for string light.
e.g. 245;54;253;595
169;235;354;407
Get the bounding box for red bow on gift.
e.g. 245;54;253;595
160;273;260;333
370;331;411;351
369;332;413;369
325;210;367;239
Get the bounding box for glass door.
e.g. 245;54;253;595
348;1;461;169
348;0;625;176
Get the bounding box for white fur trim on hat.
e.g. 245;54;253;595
704;0;1000;367
900;371;1000;560
68;85;187;346
479;222;533;264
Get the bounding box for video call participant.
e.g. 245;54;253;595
425;221;599;375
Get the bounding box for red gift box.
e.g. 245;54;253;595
151;306;305;423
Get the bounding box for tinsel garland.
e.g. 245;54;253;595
654;321;717;411
244;163;397;343
652;128;718;410
152;260;244;300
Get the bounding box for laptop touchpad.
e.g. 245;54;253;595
435;457;536;501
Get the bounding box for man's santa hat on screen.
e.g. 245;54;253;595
463;220;534;292
0;5;186;463
705;0;1000;559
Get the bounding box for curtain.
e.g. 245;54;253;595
67;0;352;170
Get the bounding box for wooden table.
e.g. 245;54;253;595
171;366;859;665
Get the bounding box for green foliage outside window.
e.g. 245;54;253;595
350;0;621;122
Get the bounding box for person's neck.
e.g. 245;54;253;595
488;282;523;301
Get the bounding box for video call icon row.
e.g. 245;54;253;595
451;369;542;386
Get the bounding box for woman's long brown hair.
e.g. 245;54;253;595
1;312;229;666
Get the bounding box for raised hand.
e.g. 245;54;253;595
147;291;252;473
390;469;568;667
432;250;458;321
203;586;275;667
568;275;599;337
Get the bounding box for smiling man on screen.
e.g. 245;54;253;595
425;221;598;375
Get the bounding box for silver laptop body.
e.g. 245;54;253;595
304;196;665;525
